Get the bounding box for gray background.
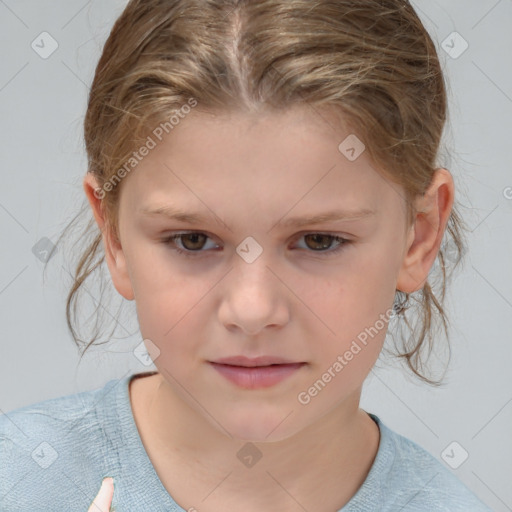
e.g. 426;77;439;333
0;1;510;510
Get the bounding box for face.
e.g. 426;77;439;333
97;107;415;441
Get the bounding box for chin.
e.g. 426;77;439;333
219;408;302;444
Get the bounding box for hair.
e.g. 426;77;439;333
51;0;469;385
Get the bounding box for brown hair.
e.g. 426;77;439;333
51;0;468;385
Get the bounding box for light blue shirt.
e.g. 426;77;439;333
0;371;493;511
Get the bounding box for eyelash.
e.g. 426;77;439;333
161;231;351;259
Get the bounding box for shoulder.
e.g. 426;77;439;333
0;377;124;511
371;414;493;511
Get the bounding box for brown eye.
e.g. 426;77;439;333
162;231;350;259
177;233;208;251
162;231;220;258
294;233;350;257
303;234;336;251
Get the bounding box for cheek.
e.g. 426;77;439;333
130;260;217;375
302;247;397;378
302;295;390;404
306;247;396;324
135;292;204;382
346;234;403;312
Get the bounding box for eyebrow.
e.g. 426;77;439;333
140;205;376;229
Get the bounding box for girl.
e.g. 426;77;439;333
0;1;494;511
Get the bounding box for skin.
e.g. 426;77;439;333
88;477;114;512
84;106;454;511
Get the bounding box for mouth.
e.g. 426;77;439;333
208;357;307;389
211;355;304;367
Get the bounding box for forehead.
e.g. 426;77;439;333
120;107;404;220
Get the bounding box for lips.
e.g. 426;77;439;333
208;356;306;389
211;355;302;367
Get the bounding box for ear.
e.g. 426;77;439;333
83;173;135;301
396;168;455;293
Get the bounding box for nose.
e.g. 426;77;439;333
217;255;290;336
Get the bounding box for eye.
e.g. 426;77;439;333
293;233;350;256
161;231;351;258
162;231;219;258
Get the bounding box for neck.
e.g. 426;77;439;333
131;372;380;511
